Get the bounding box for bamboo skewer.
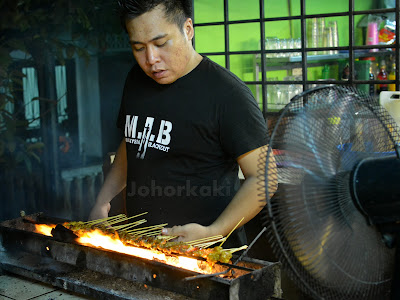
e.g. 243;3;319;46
220;217;244;247
223;245;248;253
86;212;149;226
132;228;165;236
112;219;147;230
195;238;226;248
86;214;125;225
106;214;147;226
140;230;162;237
185;235;224;245
127;223;168;232
127;223;168;235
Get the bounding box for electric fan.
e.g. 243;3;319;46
259;85;400;300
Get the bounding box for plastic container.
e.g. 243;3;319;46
380;91;400;127
366;22;378;52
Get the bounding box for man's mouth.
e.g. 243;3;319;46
152;70;167;79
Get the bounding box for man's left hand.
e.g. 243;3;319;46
162;223;215;243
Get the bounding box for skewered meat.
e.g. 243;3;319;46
62;221;233;263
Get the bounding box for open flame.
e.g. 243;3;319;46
35;224;56;236
34;224;209;274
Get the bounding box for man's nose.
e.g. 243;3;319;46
146;46;160;65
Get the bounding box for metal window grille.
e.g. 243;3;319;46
193;0;400;116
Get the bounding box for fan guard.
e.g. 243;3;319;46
259;86;400;300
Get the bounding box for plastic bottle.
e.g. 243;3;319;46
341;64;350;81
322;65;330;79
388;63;396;92
377;60;388;94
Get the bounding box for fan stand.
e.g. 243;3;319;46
391;233;400;300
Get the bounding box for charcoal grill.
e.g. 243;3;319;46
0;213;282;300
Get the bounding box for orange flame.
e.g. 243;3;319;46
34;224;208;274
35;224;56;236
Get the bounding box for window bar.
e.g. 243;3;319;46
287;0;293;38
259;0;267;115
300;0;308;92
223;0;230;69
349;0;354;85
191;0;195;49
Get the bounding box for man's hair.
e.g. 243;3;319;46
118;0;192;33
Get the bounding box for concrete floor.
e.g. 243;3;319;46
0;274;90;300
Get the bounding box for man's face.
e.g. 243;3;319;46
126;5;195;84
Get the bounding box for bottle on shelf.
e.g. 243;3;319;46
388;62;396;92
322;65;330;80
377;60;388;94
361;57;377;97
369;64;375;97
341;64;350;81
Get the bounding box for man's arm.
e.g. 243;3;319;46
162;145;277;241
88;139;128;220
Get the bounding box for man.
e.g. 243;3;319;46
89;0;276;246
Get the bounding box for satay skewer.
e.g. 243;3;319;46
106;214;148;226
86;214;125;225
223;245;248;253
127;224;168;235
140;230;162;237
87;212;148;226
195;238;226;248
112;219;147;230
220;217;244;247
185;235;224;245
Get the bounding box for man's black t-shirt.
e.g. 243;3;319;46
117;56;268;229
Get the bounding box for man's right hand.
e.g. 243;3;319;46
88;202;111;221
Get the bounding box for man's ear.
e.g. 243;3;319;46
184;18;194;41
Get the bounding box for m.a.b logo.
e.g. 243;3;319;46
124;115;172;159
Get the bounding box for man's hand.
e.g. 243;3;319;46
88;202;111;221
162;223;215;243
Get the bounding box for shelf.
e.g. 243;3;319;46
255;49;395;66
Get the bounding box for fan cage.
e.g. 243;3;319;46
258;86;399;300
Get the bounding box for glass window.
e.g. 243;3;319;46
264;0;291;18
355;0;376;11
265;20;293;40
22;67;40;129
230;54;257;82
194;0;224;23
193;0;398;115
195;25;225;53
229;0;259;21
207;55;226;68
306;0;348;15
229;23;260;52
246;84;263;110
22;66;69;129
55;65;68;123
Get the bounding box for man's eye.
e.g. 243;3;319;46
157;41;167;47
134;47;145;52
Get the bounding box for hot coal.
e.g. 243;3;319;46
51;224;78;243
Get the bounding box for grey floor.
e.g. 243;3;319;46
0;274;90;300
